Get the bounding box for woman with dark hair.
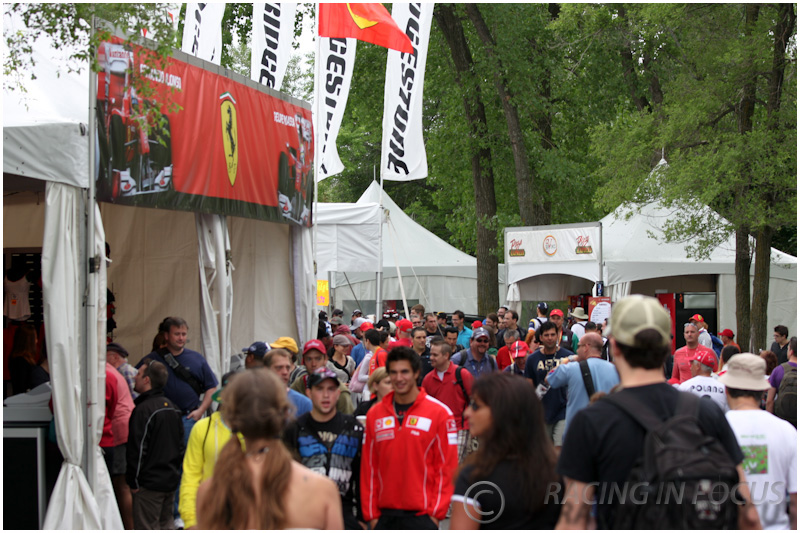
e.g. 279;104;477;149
196;368;342;529
451;373;562;529
9;324;38;394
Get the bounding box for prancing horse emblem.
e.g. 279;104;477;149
219;92;238;186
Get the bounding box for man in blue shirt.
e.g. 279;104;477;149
450;328;497;378
547;332;620;434
524;320;573;452
452;310;473;349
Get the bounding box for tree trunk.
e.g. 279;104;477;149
734;227;752;352
750;227;773;352
434;4;500;316
617;5;651;113
465;4;542;227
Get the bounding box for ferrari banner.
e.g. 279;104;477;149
380;3;434;181
315;36;356;181
95;36;314;226
251;3;297;90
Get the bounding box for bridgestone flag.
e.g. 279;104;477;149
251;3;297;91
181;3;225;65
315;37;356;181
380;3;433;181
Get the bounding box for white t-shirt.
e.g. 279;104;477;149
725;410;797;530
571;321;587;340
678;375;729;412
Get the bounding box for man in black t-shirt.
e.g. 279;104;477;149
556;295;761;530
283;368;364;529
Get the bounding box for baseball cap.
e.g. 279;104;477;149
692;350;718;369
332;334;352;346
332;308;343;317
510;340;529;359
537;302;549;312
307;367;340;389
351;317;369;331
719;329;735;338
359;321;374;332
271;337;298;355
106;342;129;358
211;371;237;403
718;353;770;391
550;309;564;318
690;314;704;323
243;341;269;359
471;327;490;340
472;320;484;330
330;316;343;326
302;339;327;356
437;312;448;320
605;295;671;348
396;318;413;334
352;309;362;317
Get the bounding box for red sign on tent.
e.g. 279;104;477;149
95;36;314;226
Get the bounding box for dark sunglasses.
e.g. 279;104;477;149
474;338;490;343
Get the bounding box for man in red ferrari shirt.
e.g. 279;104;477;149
361;347;458;529
671;322;717;385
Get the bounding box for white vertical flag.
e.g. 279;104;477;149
380;3;434;181
181;3;226;64
315;36;356;181
251;3;297;90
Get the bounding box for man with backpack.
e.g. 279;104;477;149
422;338;474;463
450;328;497;379
557;295;761;530
767;335;797;428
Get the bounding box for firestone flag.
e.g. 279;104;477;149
251;3;297;91
380;3;434;181
315;36;356;180
318;3;414;53
181;3;226;64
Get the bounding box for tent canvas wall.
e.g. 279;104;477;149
508;201;797;336
316;181;505;316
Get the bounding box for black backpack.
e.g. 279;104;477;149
602;392;740;530
774;362;797;428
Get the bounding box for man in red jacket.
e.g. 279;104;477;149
361;347;458;529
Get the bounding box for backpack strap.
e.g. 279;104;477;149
604;390;701;433
579;360;596;398
161;349;204;396
454;367;470;423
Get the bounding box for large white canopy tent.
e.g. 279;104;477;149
506;201;797;336
315;181;505;316
3;19;313;529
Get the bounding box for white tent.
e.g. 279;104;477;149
316;181;505;315
3;20;311;529
508;200;797;334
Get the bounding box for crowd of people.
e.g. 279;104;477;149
21;297;795;530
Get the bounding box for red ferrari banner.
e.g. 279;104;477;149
95;36;314;226
318;3;414;53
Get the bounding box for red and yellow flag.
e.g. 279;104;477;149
318;3;414;54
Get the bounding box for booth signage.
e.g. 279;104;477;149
317;280;330;306
506;226;601;263
95;36;314;226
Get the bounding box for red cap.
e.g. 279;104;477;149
550;309;564;317
510;340;529;359
472;320;484;329
359;321;374;332
692;350;717;369
668;378;681;386
396;319;413;333
719;329;734;338
302;339;326;356
690;314;704;323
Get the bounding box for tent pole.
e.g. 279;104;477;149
376;167;383;318
83;15;98;493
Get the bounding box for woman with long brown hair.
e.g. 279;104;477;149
450;372;562;529
196;368;342;529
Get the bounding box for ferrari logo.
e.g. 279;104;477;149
220;92;238;186
347;4;379;29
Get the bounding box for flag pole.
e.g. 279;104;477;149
313;6;321;317
376;165;383;319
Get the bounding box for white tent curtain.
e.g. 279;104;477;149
292;225;316;343
505;282;522;317
195;213;232;378
607;282;632;302
42;182;103;529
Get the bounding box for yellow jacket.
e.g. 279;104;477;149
179;412;242;528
